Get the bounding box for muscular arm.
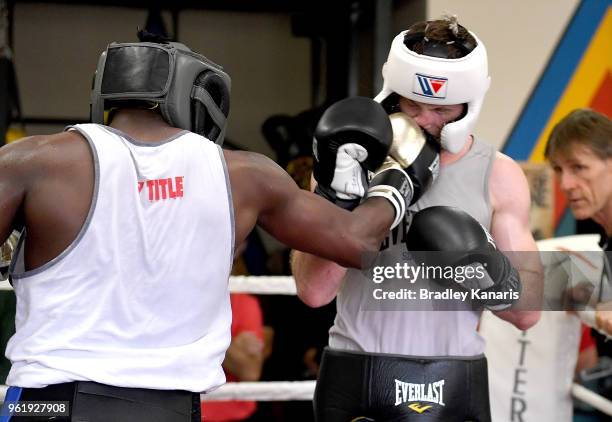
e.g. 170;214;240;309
0;141;30;244
488;153;543;330
227;150;394;270
291;176;349;307
291;250;347;308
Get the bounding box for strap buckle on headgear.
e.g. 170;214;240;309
91;41;231;145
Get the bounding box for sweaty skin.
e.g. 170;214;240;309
0;109;395;272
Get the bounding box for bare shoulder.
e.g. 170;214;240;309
491;151;527;179
223;149;291;187
1;131;91;184
223;149;284;171
222;149;300;243
489;151;530;214
1;131;89;166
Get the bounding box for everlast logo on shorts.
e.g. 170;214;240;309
394;379;445;409
138;176;184;202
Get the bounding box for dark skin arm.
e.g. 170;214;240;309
0;133;93;268
0;141;27;243
226;149;394;269
1;135;393;272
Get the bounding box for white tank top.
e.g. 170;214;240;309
329;138;495;357
6;124;234;392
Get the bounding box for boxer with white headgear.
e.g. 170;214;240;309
292;16;543;422
375;18;490;154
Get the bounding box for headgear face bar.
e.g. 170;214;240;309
91;41;231;145
375;28;490;153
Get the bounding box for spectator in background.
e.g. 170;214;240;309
202;239;266;422
202;293;265;422
576;325;598;377
545;108;612;343
545;108;612;420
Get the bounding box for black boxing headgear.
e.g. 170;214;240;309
90;41;231;145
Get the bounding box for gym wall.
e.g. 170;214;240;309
10;0;580;154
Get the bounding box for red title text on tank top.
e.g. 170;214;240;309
138;176;184;202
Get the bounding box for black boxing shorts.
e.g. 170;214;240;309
314;348;491;422
0;381;200;421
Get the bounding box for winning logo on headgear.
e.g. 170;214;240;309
413;74;448;99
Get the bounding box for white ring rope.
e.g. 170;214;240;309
202;380;315;402
1;236;611;414
572;383;612;415
0;372;317;403
0;276;299;294
577;310;612;340
228;275;296;295
2;379;611;413
0;381;316;403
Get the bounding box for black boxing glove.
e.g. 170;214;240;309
312;97;392;209
388;113;440;205
406;206;521;310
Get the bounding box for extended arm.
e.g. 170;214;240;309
227;150;395;271
291;250;347;308
257;157;395;269
291;176;349;308
489;154;543;330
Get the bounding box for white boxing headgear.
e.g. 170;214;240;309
375;28;490;153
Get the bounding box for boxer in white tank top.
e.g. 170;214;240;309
292;17;543;422
0;35;404;422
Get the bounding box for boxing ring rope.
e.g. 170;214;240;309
0;276;297;295
0;276;314;404
227;275;297;295
2;264;612;414
0;381;317;403
572;384;612;416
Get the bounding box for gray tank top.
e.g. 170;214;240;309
329;138;495;357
